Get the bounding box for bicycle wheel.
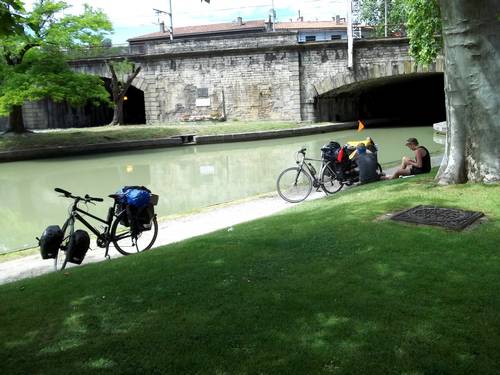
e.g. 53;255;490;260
110;212;158;255
277;167;313;203
320;162;343;195
54;239;69;271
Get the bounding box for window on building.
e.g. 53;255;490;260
331;35;341;40
197;88;209;98
305;35;316;42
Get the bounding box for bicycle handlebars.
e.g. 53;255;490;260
54;188;103;202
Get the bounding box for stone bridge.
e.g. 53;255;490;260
21;33;445;128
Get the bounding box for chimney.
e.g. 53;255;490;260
160;21;165;33
335;15;340;24
236;16;243;26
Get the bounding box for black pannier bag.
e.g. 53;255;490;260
129;193;158;232
38;225;64;259
321;141;341;162
66;230;90;264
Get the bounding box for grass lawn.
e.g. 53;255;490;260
1;174;500;374
0;121;316;151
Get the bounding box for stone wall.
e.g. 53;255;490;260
21;37;437;127
139;50;302;122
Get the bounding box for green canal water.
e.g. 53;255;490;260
0;126;443;253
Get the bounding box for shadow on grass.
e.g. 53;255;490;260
1;175;499;374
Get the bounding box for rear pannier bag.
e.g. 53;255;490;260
67;230;90;264
38;225;64;259
115;186;157;230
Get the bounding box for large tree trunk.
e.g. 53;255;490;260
111;97;124;125
7;105;27;133
436;0;500;184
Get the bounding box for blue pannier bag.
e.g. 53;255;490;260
125;188;150;208
116;186;151;207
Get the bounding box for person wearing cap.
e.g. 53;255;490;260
355;143;381;184
390;137;431;179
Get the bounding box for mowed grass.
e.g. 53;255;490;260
1;174;500;374
0;121;312;151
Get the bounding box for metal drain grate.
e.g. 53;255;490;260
391;205;484;230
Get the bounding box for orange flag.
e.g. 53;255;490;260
357;120;365;132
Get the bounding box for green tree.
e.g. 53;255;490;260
0;0;23;36
0;0;113;133
404;0;442;64
360;0;408;37
106;59;141;125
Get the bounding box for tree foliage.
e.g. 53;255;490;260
405;0;442;64
360;0;442;64
360;0;408;37
0;0;24;36
0;0;113;132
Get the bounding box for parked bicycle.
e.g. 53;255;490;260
321;138;383;187
38;187;158;271
276;147;342;203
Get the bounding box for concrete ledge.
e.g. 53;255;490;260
0;123;358;163
196;122;357;145
0;137;182;163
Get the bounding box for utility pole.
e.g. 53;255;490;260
168;0;174;40
153;1;174;41
347;0;361;68
384;0;388;37
271;0;276;31
347;0;353;68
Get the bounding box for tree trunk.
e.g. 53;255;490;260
7;105;26;133
111;98;124;125
107;62;141;126
436;0;500;184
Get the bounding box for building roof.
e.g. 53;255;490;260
128;20;266;42
128;19;350;43
275;20;347;31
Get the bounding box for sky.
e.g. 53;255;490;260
25;0;348;44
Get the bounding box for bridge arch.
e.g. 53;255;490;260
305;57;445;123
307;56;444;101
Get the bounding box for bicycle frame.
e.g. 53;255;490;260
60;199;121;260
295;151;327;186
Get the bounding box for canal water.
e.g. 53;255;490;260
0;126;443;253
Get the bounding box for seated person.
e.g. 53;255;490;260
390;137;431;179
356;143;381;184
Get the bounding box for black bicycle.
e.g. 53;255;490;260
50;188;158;270
276;148;342;203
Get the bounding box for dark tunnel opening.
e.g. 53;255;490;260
85;78;146;126
315;73;446;126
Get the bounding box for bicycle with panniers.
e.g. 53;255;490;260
38;186;159;270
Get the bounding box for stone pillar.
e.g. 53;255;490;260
301;99;317;122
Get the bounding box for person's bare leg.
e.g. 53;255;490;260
392;166;412;179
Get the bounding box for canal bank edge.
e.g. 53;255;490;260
0;122;357;163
